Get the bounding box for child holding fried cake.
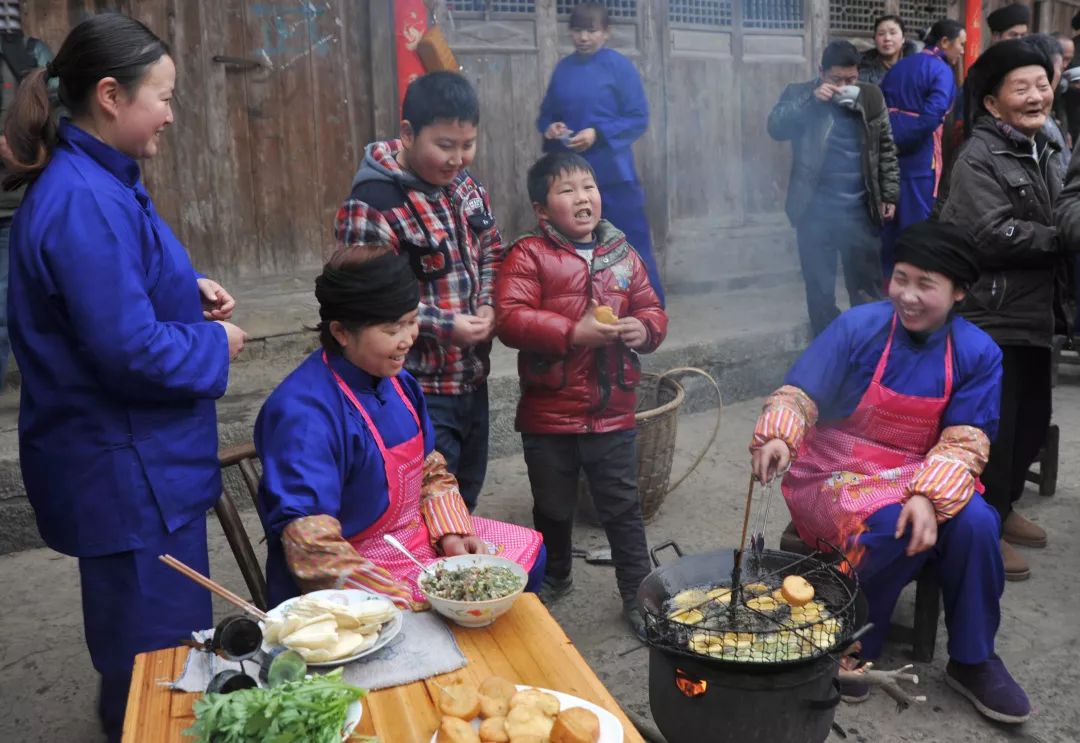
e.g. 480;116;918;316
495;152;668;637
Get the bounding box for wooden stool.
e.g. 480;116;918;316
1025;423;1059;497
780;522;939;662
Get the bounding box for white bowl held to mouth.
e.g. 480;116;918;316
419;554;528;628
832;84;861;109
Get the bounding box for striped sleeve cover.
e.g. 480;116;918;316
749;385;820;459
906;425;990;522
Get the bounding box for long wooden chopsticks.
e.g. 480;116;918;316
158;554;268;621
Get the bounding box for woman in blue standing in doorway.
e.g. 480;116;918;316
4;13;247;741
536;1;664;305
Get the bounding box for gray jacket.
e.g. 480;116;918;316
767;80;900;227
938;118;1070;346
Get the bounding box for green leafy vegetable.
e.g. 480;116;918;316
185;668;366;743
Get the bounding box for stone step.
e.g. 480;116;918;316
0;278;811;554
664;221;798;290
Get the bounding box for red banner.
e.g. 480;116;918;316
394;0;429;111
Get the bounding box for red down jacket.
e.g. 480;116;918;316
496;219;668;434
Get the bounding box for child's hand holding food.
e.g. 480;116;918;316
571;300;620;348
615;316;648;349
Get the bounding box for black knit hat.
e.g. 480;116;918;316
987;3;1030;33
1072;10;1080;31
894;221;980;288
966;38;1053;120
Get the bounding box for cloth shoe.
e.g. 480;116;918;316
839;678;870;704
538;574;574;605
1002;511;1047;548
1000;540;1030;582
621;600;647;641
946;655;1031;723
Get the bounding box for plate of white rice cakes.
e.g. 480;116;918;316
260;589;402;667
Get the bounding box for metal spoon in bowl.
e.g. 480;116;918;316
382;534;437;579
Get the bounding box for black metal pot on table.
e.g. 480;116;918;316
637;541;870;743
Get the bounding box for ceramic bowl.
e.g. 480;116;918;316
833;84;860;108
419;554;527;628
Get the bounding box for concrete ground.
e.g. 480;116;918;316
1;378;1078;742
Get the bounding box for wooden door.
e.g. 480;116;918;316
738;1;816;224
23;0;377;284
660;1;815;228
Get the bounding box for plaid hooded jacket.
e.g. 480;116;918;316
335;140;503;396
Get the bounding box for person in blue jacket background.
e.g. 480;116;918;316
879;19;966;276
4;14;247;741
536;2;663;305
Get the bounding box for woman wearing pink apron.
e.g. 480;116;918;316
750;221;1029;724
256;246;544;612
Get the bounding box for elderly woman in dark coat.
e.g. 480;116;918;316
937;40;1070;583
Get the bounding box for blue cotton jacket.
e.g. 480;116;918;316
537;48;648;186
8;121;230;557
880;49;956;178
255;352;437;604
785;302;1002;439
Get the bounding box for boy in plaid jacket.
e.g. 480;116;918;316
335;72;500;510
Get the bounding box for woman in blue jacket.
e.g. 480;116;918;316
536;2;663;304
4;14;246;741
879;19;966;276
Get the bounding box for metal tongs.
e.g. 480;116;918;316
750;477;776;561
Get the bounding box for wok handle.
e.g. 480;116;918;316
806;679;842;710
650;540;684;567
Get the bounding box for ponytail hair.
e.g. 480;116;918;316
4;13;169;187
924;18;965;49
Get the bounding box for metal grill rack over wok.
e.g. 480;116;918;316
639;542;862;667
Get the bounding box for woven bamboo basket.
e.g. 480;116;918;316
578;367;722;524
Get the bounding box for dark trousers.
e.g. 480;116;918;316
855;498;1003;663
982;346;1053;527
79;516;213;742
521;430;650;603
880;174;935;277
426;384;489;511
796;205;882;336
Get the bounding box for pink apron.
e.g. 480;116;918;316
783;315;956;547
324;357;542;603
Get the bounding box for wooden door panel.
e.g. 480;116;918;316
666;29;742;224
449;15;544;241
740;32;811;221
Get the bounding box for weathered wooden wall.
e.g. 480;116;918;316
23;0;377;284
443;1;820;255
26;0;1016;287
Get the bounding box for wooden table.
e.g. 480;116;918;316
123;593;646;742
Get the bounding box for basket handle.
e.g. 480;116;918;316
657;367;723;495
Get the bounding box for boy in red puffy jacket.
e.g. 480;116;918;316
495;152;668;636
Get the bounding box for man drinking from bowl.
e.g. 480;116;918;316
768;40;900;337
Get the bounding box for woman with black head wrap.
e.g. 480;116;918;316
937;38;1065;585
253;210;545;611
749;220;1031;724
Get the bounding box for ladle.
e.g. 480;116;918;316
383;534;437;578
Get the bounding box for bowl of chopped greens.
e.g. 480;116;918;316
420;554;528;627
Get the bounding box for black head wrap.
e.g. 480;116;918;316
316;250;420;325
988;3;1030;33
893;221;980;288
966;38;1053;123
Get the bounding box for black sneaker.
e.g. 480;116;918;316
538;574;574;605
